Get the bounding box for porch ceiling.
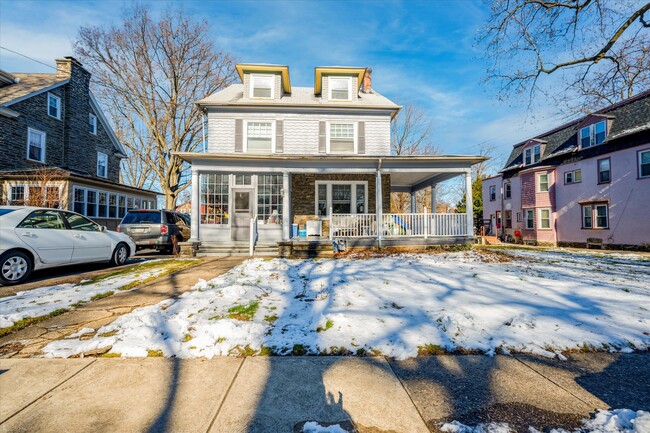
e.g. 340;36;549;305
390;172;462;192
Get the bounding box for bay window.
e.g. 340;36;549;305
328;122;356;154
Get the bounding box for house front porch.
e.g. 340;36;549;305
175;153;486;255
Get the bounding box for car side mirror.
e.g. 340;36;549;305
100;225;107;232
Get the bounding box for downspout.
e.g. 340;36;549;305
201;110;207;153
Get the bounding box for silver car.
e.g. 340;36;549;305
0;206;137;285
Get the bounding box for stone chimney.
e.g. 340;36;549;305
55;57;89;80
361;67;373;94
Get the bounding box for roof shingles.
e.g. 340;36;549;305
0;73;68;106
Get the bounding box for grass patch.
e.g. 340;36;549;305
0;308;68;338
147;349;164;357
291;344;307;356
90;291;114;301
98;330;118;338
216;337;227;343
183;333;193;342
418;344;445;356
229;345;257;357
227;301;259;321
264;314;278;324
316;319;334;332
100;352;122;358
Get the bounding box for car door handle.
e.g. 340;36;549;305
74;234;84;239
21;232;35;237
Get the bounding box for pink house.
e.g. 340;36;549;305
482;90;650;250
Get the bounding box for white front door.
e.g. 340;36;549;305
61;212;113;262
232;189;253;241
14;209;73;264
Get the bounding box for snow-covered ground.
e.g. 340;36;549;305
0;259;193;328
42;249;650;359
441;409;650;433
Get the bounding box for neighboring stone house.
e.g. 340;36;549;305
0;57;157;229
178;63;486;253
482;90;650;250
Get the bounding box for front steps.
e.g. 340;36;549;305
196;243;279;257
480;236;503;245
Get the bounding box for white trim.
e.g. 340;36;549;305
97;151;108;178
3;79;69;107
89;113;97;135
8;183;63;208
639;149;650;179
564;169;582;184
314;180;368;218
538;207;552;230
73;185;150;219
89;93;127;156
250;74;275;99
537;172;549;192
328;76;353;101
26;127;46;163
579;120;607;149
47;92;62;120
594;203;609;229
326;121;357;154
243;119;276;153
524;209;534;229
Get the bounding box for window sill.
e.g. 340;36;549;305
581;227;609;230
26;157;46;164
48;114;62;121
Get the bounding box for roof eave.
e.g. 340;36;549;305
235;64;291;94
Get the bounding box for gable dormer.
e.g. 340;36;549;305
522;139;546;166
576;114;614;149
236;64;291;100
314;67;366;102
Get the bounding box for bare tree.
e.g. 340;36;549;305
74;5;237;208
390;103;441;213
482;0;650;113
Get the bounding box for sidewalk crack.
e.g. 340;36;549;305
205;357;246;432
384;356;432;432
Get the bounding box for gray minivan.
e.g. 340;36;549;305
118;210;190;253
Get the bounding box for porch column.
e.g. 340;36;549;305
430;184;437;213
465;170;473;236
410;191;416;213
282;171;291;240
189;168;200;242
376;169;383;241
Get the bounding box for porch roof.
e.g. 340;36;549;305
175;152;487;190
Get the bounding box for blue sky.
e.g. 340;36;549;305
0;0;570;169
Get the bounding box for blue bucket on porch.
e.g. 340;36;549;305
298;228;307;237
291;224;298;238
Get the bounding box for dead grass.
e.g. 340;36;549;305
335;244;471;259
0;309;68;338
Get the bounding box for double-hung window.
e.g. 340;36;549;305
89;114;97;134
316;182;367;216
525;209;534;229
564;169;582;184
9;185;25;205
74;187;85;214
27;128;46;162
598;158;611;183
246;121;273;153
538;208;551;229
504;182;511;199
489;185;496;201
582;204;608;229
48;93;61;119
328;122;355;154
250;74;274;98
639;150;650;178
329;77;351;100
97;152;108;178
524;145;541;165
580;120;607;148
538;173;549;192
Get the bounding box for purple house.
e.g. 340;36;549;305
482;90;650;250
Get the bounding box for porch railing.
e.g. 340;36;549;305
249;217;258;256
330;210;468;239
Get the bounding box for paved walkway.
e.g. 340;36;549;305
0;352;647;433
0;257;245;358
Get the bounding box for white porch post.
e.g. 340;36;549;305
282;171;291;240
376;169;383;242
189;169;200;242
410;191;416;213
430;184;437;213
465;170;473;236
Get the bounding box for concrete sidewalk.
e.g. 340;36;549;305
0;353;647;433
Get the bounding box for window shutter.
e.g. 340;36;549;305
276;120;283;153
318;121;326;153
357;122;365;154
235;119;243;153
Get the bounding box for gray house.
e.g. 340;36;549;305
178;64;485;254
0;57;157;229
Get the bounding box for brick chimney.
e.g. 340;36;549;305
361;67;373;94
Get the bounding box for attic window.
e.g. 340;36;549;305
250;74;274;98
524;144;541;165
580;120;607;149
329;77;352;100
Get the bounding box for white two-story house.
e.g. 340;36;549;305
177;64;486;254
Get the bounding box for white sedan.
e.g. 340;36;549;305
0;206;137;285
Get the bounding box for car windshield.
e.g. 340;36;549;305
0;209;15;216
121;211;161;224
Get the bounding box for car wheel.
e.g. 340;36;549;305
0;251;32;285
110;243;129;266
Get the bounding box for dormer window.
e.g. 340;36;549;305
329;77;352;100
580;120;607;148
524;144;541;165
250;74;274;99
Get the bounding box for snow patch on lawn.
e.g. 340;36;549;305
0;259;184;328
42;250;650;359
441;409;650;433
302;422;349;433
